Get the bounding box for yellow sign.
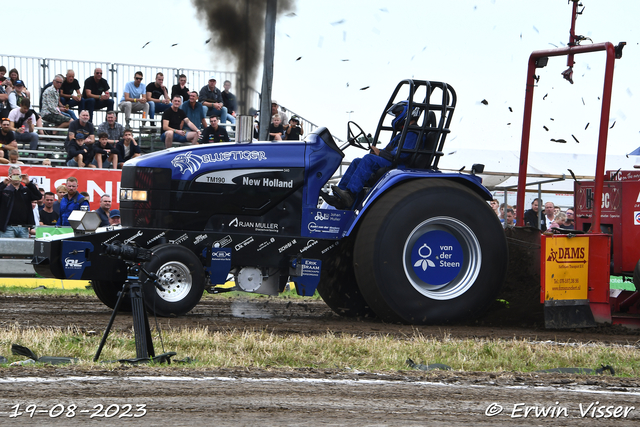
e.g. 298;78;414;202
544;236;589;301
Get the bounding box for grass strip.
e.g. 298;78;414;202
0;326;638;376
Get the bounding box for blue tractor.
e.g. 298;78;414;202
33;79;508;324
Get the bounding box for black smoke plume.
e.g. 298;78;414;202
192;0;296;114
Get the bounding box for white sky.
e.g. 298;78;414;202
9;0;640;157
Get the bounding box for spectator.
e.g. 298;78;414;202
66;110;95;151
524;198;546;230
271;99;288;125
501;208;515;226
115;128;141;168
221;80;237;126
40;75;73;129
269;114;284;141
146;72;171;119
59;69;84;121
66;132;95;168
37;188;45;210
8;98;39;152
284;116;303;140
202;115;230;143
7;69;30;99
0;83;9;119
92;132;118;169
171;74;190;103
83;68;113;122
560;207;576;230
39;191;59;226
97;111;124;146
59;177;89;226
0;118;18;164
8;80;29;109
549;212;565;230
0;66;6;82
8;150;24;165
321;102;420;209
544;201;555;225
42;158;51;166
181;91;207;130
53;185;67;215
95;194;112;227
0;165;41;238
198;76;228;124
161;95;201;148
109;209;121;226
119;71;149;126
489;199;500;216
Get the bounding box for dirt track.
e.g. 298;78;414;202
1;294;640;425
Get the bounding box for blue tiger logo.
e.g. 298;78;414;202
171;151;203;174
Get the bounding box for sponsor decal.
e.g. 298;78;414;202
257;237;276;252
169;233;189;245
321;241;339;254
212;250;231;258
195;168;286;185
242;177;293;188
172;150;267;174
64;258;84;269
410;231;463;286
147;232;166;245
235;236;254;251
547;247;587;264
103;233;120;244
229;217;279;233
123;230;143;245
315;212;329;221
307;222;341;235
635;211;640;225
278;239;297;253
299;239;318;253
193;234;208;245
213;235;232;248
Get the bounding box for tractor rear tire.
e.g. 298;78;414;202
353;179;508;324
317;235;376;318
142;244;205;317
634;260;640;292
92;280;131;312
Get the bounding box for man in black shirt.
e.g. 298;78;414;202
60;69;83;120
161;95;201;148
202;115;230;143
82;68;114;122
171;74;190;103
146;72;171;119
65;110;95;151
0;165;41;237
39;192;59;226
0;118;18;164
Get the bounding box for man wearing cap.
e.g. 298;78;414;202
66;110;95;151
198;76;228;125
8;80;28;110
109;209;121;226
146;72;171;120
119;71;149;126
66;131;95;168
83;68;114;122
0;165;42;238
40;75;73;129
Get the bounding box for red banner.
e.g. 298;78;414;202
0;165;122;210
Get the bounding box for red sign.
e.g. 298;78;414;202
0;165;122;210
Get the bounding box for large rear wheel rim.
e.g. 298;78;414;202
155;261;193;302
402;216;481;300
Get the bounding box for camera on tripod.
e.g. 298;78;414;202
102;240;152;262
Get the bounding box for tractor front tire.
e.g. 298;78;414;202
353;179;508;324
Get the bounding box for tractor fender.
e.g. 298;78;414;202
345;168;492;237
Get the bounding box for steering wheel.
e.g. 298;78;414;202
347;121;372;151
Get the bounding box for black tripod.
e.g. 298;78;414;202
94;261;161;362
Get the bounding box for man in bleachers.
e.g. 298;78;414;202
171;74;190;103
97;111;124;146
146;72;171;120
161;95;201;149
202;115;229;143
83;68;114;122
115;128;141;168
66;110;95;151
0;118;18;164
181;91;207;131
40;75;73;129
66;132;95;168
271;100;289;126
119;71;149;126
8;98;39;152
198;76;228;125
8;80;29;109
59;70;84;121
222;80;237;125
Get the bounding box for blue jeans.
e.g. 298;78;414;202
60;97;84;120
202;105;228;124
0;225;30;238
149;102;171;119
15;131;39;150
337;154;391;194
84;98;114;122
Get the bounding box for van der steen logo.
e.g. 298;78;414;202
172;150;267;174
547;247;586;264
414;244;436;271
